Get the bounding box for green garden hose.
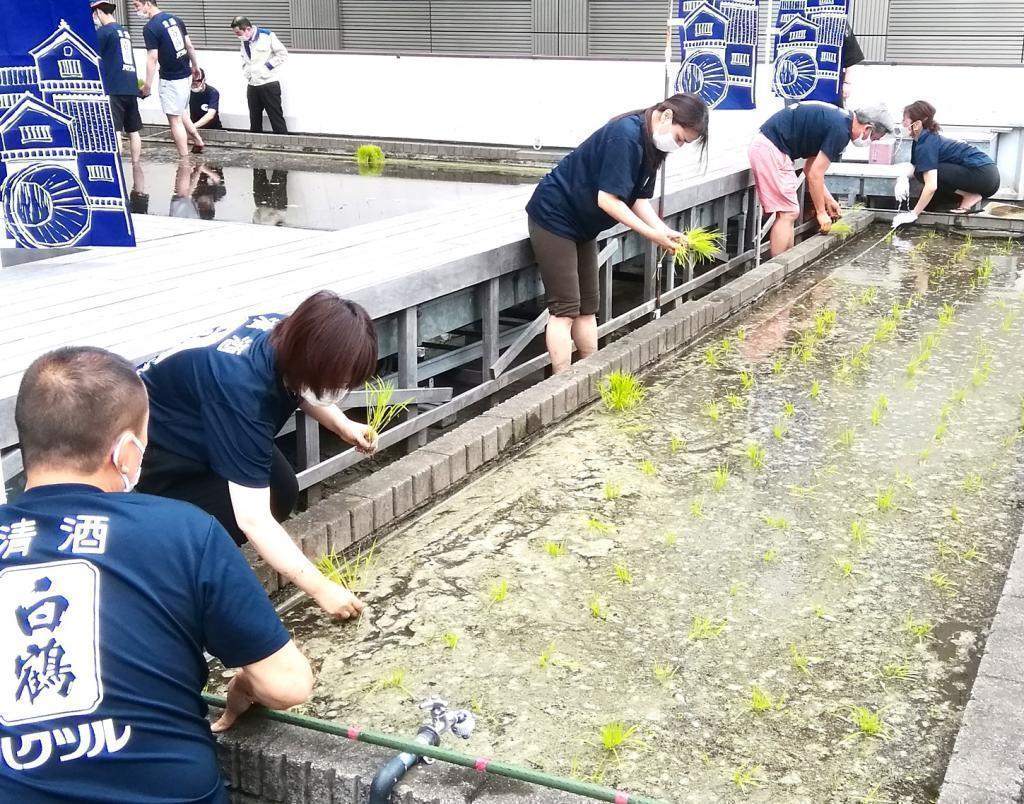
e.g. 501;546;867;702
202;693;664;804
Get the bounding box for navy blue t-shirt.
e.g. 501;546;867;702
760;102;853;162
526;114;657;242
95;23;138;96
190;85;223;128
912;130;994;173
143;12;192;81
0;484;289;803
139;314;297;488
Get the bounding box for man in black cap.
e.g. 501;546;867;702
91;1;143;165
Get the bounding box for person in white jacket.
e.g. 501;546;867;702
230;15;289;134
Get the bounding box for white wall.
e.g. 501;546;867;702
137;50;1024;154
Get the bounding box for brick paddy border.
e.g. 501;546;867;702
218;212;1021;803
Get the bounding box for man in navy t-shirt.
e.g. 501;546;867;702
749;102;892;256
0;347;313;802
190;68;223;130
92;2;142;165
135;0;206;157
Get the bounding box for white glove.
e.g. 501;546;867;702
892;211;919;228
894;175;910;203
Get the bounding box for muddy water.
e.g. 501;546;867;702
219;226;1024;802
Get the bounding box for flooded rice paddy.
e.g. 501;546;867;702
222;226;1024;802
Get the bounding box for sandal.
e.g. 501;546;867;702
949;206;979;215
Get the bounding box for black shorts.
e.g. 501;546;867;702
109;94;143;134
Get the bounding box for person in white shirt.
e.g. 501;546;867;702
230;15;289;134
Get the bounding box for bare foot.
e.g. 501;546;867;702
953;191;982;212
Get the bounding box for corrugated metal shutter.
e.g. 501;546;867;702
339;1;431;52
201;1;293;49
534;0;588;57
850;0;888;62
886;0;1024;64
429;1;532;54
126;1;205;46
292;0;341;50
588;0;669;59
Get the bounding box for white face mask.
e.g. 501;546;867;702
654;130;682;153
851;131;872;148
300;387;348;408
112;433;146;492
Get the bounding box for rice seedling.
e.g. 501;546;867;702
962;472;984;493
364;377;411;443
835;557;856;578
538;642;557;669
870;407;882;427
730;766;763;791
704;347;721;368
927;571;957;593
860;286;879;305
613;564;634;585
1002;311;1017;332
544;541;567;557
689;497;706;518
911;240;928;258
812;604;827;619
721;337;733;354
745;442;766;470
948;505;961;523
846;706;887;740
674;226;724;267
772;358;784;375
670;436;685;454
829;220;854;238
782;400;796;417
317;543;378;593
881;662;916;682
664;531;678;546
689;615;727;640
815;308;838;337
653;662;678;685
373;669;413;696
728;580;746;597
702;399;722;423
710;464;730;493
835;358;854;383
962;543;980;562
873;317;897;343
762;548;779;564
838;428;855;447
760;514;789;529
809;379;823;400
589;594;608;620
772;421;788;441
975;257;994;283
789;643;812;675
587;515;615;534
850;520;872;547
488;579;509;605
997;236;1016;255
875;485;896;512
442;631;460;651
639;458;656;477
725;393;745;410
938;302;956;327
903;614;934;641
933;421;949;442
355;144;385;170
971;357;992;387
603;481;621;500
750;685;775;712
598;371;646;412
588;722;646;762
736;327;747;341
936;539;960;561
739;371;756;391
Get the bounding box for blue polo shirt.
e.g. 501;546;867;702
760;102;853;162
0;484;289;803
912;130;994;173
139;315;297;488
95;23;138;96
143;12;192;81
527;114;657;242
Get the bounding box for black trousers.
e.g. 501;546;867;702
247;82;288;134
917;162;1001;206
136;444;298;545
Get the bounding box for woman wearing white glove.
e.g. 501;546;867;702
894;100;1001;227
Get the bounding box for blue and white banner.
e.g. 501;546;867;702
771;0;848;104
0;1;135;248
675;0;759;110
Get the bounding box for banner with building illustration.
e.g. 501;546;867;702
0;1;135;248
771;0;848;104
675;0;759;111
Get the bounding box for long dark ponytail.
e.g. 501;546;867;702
613;93;710;173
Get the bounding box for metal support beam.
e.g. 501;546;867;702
490;309;549;379
396;307;424;450
479;278;500;380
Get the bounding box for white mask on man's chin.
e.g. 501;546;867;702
851;131;873;148
112;433;146;492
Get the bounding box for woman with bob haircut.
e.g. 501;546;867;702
526;93;709;373
137;290;378;619
893;100;1002;226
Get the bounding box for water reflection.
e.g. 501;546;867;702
252;168;287;226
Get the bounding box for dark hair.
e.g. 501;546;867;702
230;15;252;29
193;67;206;82
16;347;148;474
903;100;941;133
93;2;117;14
613;93;710;173
270;291;378;397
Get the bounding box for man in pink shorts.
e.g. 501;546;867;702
749;102;893;256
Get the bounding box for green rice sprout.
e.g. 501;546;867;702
544;540;567;557
364;377;411;443
762;548;779;564
689;497;706;518
1002;311;1017;332
772;421;788;441
859;286;879;305
846;706;886;740
903;614;934;641
949;505;960;522
813;604;827;619
745;442;766;470
612;564;633;585
760;514;789;529
725;393;745;410
938;303;956;327
927;570;957;593
664;531;678;546
875;485;896;512
881;662;916;682
772;358;784;375
688;615;727;640
639;458;656;477
373;668;412;696
870;407;882;427
971;357;992;388
883;229;895;246
598;371;646;412
933;421;949;442
710;464;730;493
814;308;838;337
750;685;774;712
789;643;812;675
782;400;796;417
669;436;685;454
838;428;855;447
653;662;678;685
316;543;378;593
538;642;557;669
721;337;733;354
603;482;621;500
442;631;460;650
674;226;723;267
736;327;747;342
962;544;980;562
731;766;763;791
997;236;1016;254
589;721;646;761
355;143;385;170
586;515;615;535
589;594;608;620
739;371;756;391
874;317;897;342
850;520;871;547
728;580;746;597
702;399;721;423
704;347;721;368
809;380;823;400
975;257;994;283
962;472;984;493
835;557;856;578
488;578;509;604
830;219;854;237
